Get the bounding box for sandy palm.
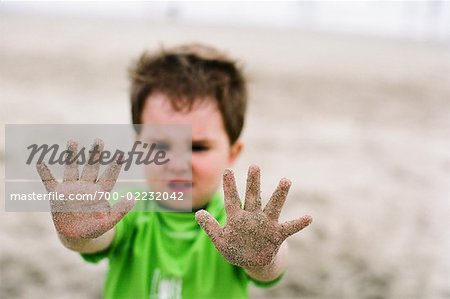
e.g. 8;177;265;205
195;165;312;268
37;139;134;239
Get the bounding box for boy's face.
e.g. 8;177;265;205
140;93;243;210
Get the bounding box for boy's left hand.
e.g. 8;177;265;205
195;165;312;268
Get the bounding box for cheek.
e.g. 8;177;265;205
144;165;164;190
192;151;229;182
144;164;163;178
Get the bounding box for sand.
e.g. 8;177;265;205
196;167;312;270
1;13;449;299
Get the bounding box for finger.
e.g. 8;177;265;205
195;210;222;244
244;165;261;212
223;169;241;215
80;138;104;182
63;140;79;182
36;162;58;192
97;153;123;192
263;178;291;221
281;215;312;238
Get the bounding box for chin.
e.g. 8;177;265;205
191;195;212;210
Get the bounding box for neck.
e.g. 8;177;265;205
155;201;208;212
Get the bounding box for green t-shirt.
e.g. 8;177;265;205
81;193;282;299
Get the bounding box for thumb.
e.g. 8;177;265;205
107;196;136;226
195;210;222;244
81;197;135;239
281;215;313;238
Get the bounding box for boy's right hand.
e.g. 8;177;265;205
36;139;135;240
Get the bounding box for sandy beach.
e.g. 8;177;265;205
1;13;449;299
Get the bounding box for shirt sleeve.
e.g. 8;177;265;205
242;267;285;288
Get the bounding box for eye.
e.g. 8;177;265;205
192;144;209;152
155;142;170;151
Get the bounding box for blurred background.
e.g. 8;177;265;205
1;2;449;298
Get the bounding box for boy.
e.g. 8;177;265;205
36;43;312;299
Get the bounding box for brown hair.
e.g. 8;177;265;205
128;43;247;145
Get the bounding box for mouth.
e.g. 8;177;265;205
168;179;193;191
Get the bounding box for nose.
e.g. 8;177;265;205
166;152;191;175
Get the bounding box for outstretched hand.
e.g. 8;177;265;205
37;139;134;239
195;165;312;268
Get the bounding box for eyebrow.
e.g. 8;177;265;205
192;139;212;144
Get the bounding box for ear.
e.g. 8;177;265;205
227;140;244;166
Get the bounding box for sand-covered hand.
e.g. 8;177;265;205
36;139;134;239
195;165;312;268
